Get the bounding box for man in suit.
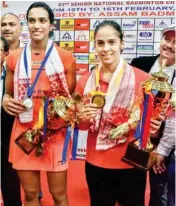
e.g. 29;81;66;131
131;24;175;206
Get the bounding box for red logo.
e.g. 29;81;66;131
75;42;89;53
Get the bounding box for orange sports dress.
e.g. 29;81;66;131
6;46;75;171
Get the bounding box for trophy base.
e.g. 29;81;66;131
15;129;36;155
122;139;156;171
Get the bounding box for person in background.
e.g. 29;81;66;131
75;20;162;206
2;2;76;206
1;13;23;206
153;109;175;206
131;24;175;206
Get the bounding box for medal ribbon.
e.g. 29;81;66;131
24;43;54;97
90;62;125;97
62;125;79;163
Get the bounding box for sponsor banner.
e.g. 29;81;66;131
51;31;60;41
60;31;74;41
75;30;89;41
138;19;154;30
123;43;136;54
155;19;171;30
154;31;162;42
76;130;88;160
53;19;60;30
60;19;74;30
89;53;99;65
60;41;74;52
2;1;175;19
76;64;89;75
89;42;95;52
90;19;105;30
74;42;89;53
124;31;137;42
75;53;89;64
21;21;28;31
122;19;137;30
21;31;30;42
137;54;152;57
154;43;160;54
138;31;153;42
121;54;136;64
89;30;94;42
137;43;153;54
75;19;90;30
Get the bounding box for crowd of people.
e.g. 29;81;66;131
1;2;175;206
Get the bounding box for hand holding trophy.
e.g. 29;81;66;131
15;94;81;157
122;59;174;170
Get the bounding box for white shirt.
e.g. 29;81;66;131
149;57;175;83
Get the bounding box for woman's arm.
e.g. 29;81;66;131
2;64;27;116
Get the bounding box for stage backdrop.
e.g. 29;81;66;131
1;0;175;159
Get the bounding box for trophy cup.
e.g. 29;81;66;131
122;59;174;170
15;95;79;156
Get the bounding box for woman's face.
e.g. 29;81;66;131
94;25;124;66
27;7;53;42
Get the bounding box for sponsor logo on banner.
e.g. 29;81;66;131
76;64;89;75
60;31;74;41
53;19;60;30
89;42;95;52
138;31;153;42
155;19;171;30
51;31;59;41
60;42;74;52
75;31;89;41
89;53;99;65
154;43;160;54
138;20;154;30
89;31;94;42
122;54;136;64
137;44;153;53
75;53;89;64
122;19;137;30
60;19;74;30
123;43;136;53
21;32;30;41
90;19;105;30
21;21;28;31
75;42;89;53
124;31;137;42
75;19;90;30
154;31;162;42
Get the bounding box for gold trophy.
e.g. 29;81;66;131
121;59;174;170
15;95;80;156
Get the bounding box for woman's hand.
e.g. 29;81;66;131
2;94;27;116
149;114;165;137
77;103;98;123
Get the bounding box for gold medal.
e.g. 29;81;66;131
22;98;33;110
92;94;106;108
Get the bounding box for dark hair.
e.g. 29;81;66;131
94;20;123;41
1;36;9;52
26;2;54;37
